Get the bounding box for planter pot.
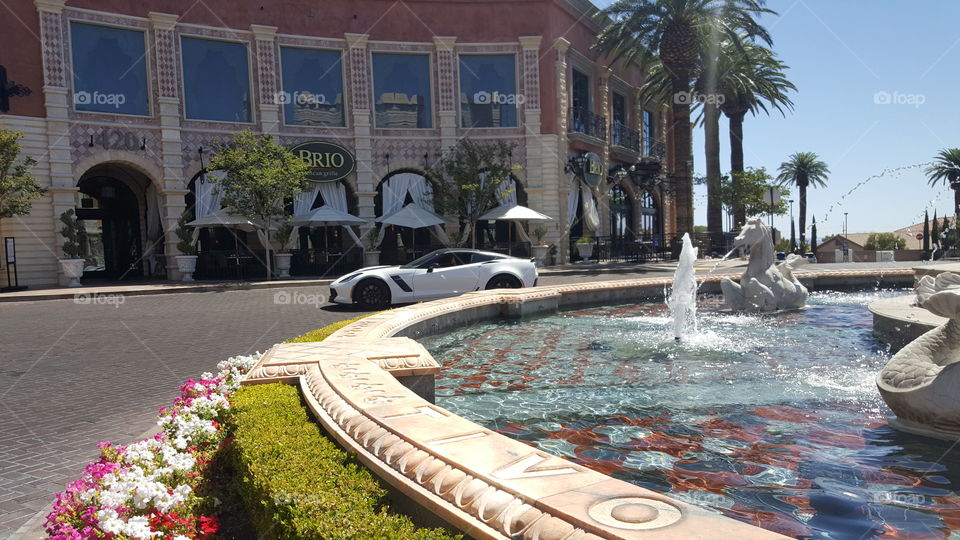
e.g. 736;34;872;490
58;258;85;288
576;243;594;261
274;252;293;279
532;245;550;267
175;255;198;282
363;250;381;267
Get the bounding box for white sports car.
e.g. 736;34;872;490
329;248;538;308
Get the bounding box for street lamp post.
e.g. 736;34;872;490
788;199;795;254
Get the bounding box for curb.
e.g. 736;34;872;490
0;279;333;303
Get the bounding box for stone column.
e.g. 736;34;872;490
433;36;457;153
251;24;280;133
518;36;556;243
149;11;189;279
35;0;73;283
345;33;375;229
553;38;571;262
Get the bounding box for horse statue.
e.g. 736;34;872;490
720;218;808;312
877;272;960;439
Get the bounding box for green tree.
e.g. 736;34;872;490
923;209;930;253
429;139;519;248
208;130;310;278
0;129;44;219
175;209;196;256
720;167;787;220
776;152;829;251
594;0;774;235
864;233;906;251
926;148;960;220
932;210;939;247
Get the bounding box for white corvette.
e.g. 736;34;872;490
329;248;538;308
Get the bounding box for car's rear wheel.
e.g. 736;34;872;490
354;279;391;309
485;274;522;290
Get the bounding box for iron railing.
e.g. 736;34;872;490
611;123;640;152
195;249;270;281
290;248;363;277
569;235;668;264
569;107;607;140
643;137;666;160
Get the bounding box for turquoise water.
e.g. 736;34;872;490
423;290;960;539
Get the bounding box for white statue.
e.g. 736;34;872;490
877;272;960;438
720;218;808;312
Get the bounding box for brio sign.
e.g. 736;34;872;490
290;141;356;182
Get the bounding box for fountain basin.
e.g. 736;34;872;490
243;270;913;539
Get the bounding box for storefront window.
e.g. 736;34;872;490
372;53;432;128
181;37;251;122
459;54;518;128
279;47;345;127
70;22;149;116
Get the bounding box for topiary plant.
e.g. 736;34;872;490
532;225;547;245
176;209;197;255
59;209;84;259
273;219;295;252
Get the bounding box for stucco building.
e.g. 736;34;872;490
0;0;683;286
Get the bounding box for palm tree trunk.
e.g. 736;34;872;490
669;72;694;236
798;186;807;251
704;102;723;252
728;111;746;229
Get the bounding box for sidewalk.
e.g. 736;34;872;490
0;277;332;303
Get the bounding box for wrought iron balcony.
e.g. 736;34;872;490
569;107;606;141
611;122;640;152
643;137;666;160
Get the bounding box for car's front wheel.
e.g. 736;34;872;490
485;274;522;290
354;279;391;309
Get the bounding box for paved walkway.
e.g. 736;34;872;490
0;260;947;536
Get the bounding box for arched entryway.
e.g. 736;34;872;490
374;170;442;265
291;180;363;276
75;163;159;280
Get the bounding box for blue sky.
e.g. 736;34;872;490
591;0;960;237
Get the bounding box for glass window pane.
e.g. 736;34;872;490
572;70;590;111
279;47;345;127
181;37;251;122
372;53;432;128
459;54;518;128
70;22;149;115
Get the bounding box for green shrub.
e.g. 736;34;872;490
285;312;375;343
230;384;458;539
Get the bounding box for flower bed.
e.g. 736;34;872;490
44;354;260;539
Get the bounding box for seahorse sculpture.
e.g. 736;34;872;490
721;218;808;312
877;272;960;438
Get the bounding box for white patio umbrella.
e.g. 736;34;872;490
478;204;553;255
291;205;367;252
376;204;446;258
187;207;277;279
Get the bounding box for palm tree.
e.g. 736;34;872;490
925;148;960;221
595;0;774;235
718;43;795;229
776;152;829;250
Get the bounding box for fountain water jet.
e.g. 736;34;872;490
668;233;699;340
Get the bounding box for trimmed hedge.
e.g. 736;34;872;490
230;383;459;539
285;312;374;343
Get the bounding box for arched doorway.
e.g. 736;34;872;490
608;182;634;260
292;179;363;276
374;170;440;265
75;164;157;280
638;189;663;256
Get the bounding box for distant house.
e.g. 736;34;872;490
817;235;866;254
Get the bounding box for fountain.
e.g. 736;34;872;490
877;272;960;439
721;218;809;312
667;232;698;339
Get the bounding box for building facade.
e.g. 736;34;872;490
0;0;680;286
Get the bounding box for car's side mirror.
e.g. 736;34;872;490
427;262;440;273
